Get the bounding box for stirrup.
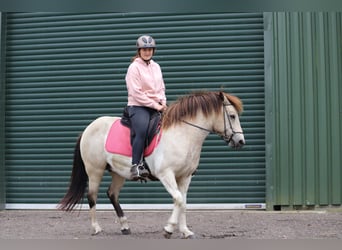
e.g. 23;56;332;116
130;163;149;181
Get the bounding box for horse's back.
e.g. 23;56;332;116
81;116;120;161
93;115;119;125
84;116;119;135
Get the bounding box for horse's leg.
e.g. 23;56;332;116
87;174;103;235
164;202;181;238
177;176;194;238
107;172;131;235
158;171;184;238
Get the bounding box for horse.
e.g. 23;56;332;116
58;90;245;239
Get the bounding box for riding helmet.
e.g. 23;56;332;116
136;35;156;49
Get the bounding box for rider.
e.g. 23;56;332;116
125;35;167;180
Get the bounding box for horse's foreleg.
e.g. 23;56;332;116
158;172;184;238
164;202;181;238
107;172;130;235
177;176;194;239
88;175;103;235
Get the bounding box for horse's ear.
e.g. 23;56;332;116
218;91;225;101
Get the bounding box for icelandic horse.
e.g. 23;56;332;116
58;91;245;239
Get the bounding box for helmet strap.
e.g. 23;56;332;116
143;59;151;64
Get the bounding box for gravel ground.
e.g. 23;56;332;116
1;209;342;239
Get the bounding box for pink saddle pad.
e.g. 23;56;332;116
105;119;161;157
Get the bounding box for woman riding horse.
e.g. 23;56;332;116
125;35;167;181
58;91;245;239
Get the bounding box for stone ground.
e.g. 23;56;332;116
1;209;342;239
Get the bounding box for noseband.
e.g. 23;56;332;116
182;101;243;143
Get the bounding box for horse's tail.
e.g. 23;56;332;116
57;133;88;211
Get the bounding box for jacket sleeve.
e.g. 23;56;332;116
157;64;167;105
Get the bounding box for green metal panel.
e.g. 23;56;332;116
266;12;342;209
5;13;265;206
0;13;6;210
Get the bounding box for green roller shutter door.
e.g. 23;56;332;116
5;13;265;206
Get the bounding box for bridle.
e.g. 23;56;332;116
182;101;243;144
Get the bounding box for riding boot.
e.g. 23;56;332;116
130;162;149;180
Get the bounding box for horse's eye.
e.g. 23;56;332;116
230;115;236;120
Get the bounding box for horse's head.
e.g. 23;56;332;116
162;90;245;149
213;92;245;149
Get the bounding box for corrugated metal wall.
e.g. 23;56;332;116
0;13;6;210
4;13;265;206
266;12;342;209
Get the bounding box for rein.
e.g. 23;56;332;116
181;120;213;134
182;102;243;143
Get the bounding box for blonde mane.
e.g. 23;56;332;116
162;91;243;130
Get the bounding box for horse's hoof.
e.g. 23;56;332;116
183;234;196;239
121;228;131;235
163;229;172;239
91;229;102;236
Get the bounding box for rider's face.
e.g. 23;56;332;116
139;48;154;61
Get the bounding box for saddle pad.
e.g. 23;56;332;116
105;119;161;157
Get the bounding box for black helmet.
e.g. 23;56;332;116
136;35;156;49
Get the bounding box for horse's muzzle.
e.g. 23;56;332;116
228;133;245;149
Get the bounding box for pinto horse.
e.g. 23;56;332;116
58;91;245;239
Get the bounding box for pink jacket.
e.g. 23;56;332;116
125;57;166;110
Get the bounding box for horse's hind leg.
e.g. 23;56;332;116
88;174;103;235
107;172;131;235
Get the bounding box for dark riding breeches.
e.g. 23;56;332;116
127;106;157;165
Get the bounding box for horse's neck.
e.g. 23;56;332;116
167;115;212;147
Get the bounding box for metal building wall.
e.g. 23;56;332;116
4;13;265;208
0;13;6;210
265;12;342;209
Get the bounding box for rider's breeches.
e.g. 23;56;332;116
127;106;154;165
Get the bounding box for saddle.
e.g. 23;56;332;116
105;107;162;157
121;106;161;147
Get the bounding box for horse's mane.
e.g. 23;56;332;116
162;91;243;130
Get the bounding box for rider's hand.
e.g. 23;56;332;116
157;103;167;112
